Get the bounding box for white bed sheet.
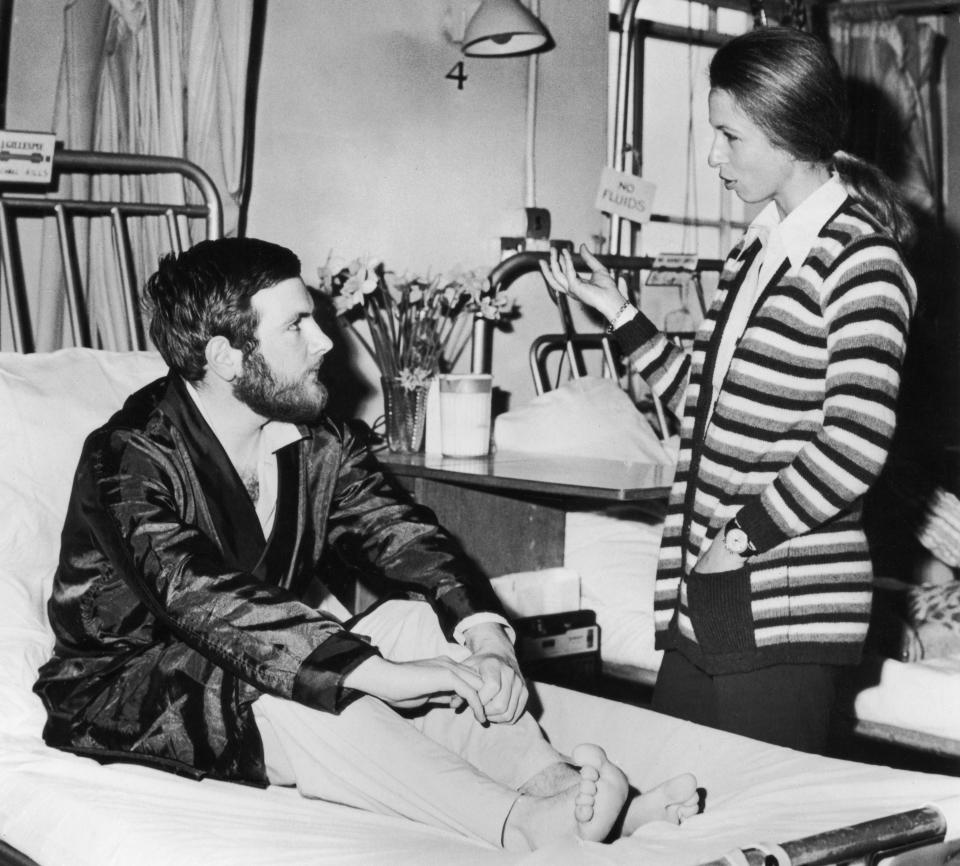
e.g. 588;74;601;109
3;353;960;866
0;736;506;866
531;684;960;866
3;679;960;866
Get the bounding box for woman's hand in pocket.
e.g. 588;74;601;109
695;535;748;574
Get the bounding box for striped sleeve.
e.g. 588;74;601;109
736;237;916;552
612;313;692;417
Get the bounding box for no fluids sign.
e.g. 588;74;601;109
594;167;656;224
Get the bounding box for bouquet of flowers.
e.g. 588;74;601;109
317;256;518;388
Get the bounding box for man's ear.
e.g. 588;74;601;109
205;336;243;382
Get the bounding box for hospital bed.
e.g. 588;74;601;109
1;149;959;866
486;249;960;766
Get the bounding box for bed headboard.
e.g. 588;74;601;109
0;148;223;353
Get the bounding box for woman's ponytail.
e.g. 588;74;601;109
833;150;916;251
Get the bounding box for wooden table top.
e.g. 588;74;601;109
377;449;674;502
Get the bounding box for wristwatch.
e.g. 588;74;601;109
723;516;756;556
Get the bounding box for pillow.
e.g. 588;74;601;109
0;570;54;739
0;348;168;624
492;376;675;464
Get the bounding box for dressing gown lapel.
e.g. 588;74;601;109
260;445;303;587
161;377;267;574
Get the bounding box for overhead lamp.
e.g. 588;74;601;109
461;0;553;57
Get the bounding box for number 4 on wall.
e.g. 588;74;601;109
446;61;467;90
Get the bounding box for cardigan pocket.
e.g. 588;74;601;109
686;565;756;655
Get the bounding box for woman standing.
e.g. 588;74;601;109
540;26;916;752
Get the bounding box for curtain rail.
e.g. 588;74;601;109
823;0;960;17
609;0;959;25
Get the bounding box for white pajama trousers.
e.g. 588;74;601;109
252;600;566;846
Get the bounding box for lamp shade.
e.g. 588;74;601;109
462;0;553;57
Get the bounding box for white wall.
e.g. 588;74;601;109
6;2;61;131
2;1;63;348
247;0;610;422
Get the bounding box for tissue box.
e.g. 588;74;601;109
489;567;581;618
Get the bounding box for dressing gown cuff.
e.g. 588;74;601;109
292;634;381;713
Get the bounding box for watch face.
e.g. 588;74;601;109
725;527;750;555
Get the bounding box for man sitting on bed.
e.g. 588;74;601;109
33;237;699;851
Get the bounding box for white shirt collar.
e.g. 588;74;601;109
182;378;305;456
184;379;306;536
742;175;848;273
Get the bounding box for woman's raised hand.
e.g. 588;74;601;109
538;244;628;324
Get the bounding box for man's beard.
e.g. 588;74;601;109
232;348;328;424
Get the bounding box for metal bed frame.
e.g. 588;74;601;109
699;805;951;866
0;148;222;354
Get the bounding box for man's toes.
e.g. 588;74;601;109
665;794;702;824
569;743;629;842
575;802;595;823
571;743;607;768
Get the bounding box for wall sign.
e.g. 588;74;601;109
0;131;55;184
594;166;656;224
646;252;700;286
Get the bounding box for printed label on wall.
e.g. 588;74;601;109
0;131;56;184
594;167;656;224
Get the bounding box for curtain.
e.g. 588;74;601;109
828;13;944;221
36;0;253;351
830;13;958;560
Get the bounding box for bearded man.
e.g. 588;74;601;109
34;238;698;851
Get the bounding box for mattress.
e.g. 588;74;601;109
3;681;960;866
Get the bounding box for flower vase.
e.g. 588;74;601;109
381;376;429;453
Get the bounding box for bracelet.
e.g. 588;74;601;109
606;300;632;333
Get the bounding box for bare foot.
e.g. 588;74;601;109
502;743;629;851
621;773;700;835
569;743;630;838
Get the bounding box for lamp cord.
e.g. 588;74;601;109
524;0;540;209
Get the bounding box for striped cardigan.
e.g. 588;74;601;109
613;199;916;674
